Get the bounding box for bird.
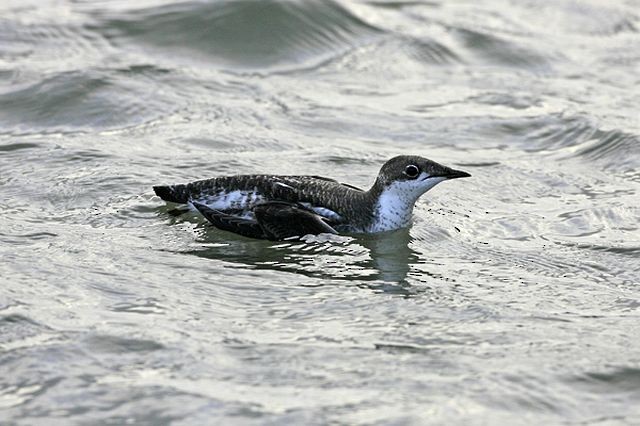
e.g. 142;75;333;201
153;155;470;240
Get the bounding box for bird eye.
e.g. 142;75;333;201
404;165;420;178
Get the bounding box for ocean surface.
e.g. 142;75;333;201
1;0;639;424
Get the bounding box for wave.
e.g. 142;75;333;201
90;0;382;70
0;67;179;134
81;0;566;76
487;114;640;171
454;28;553;70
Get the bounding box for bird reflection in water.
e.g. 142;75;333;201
183;221;426;296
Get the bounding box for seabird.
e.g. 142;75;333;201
153;155;470;240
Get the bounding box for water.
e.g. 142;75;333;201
1;0;639;423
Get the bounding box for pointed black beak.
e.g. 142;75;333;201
419;161;471;181
443;168;471;179
426;167;471;180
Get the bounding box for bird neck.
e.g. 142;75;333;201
366;179;419;232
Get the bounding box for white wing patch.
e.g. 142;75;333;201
300;202;342;221
188;184;343;224
274;181;294;190
192;190;263;212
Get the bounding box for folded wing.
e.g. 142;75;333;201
193;201;337;241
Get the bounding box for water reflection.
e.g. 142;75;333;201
178;213;423;293
358;228;418;284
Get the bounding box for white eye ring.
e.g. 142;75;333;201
404;165;420;178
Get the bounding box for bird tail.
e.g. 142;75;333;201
153;184;190;204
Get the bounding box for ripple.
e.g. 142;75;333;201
573;129;640;165
454;28;553;70
0;142;39;152
395;35;460;65
0;314;48;345
0;231;57;246
110;298;167;315
471;92;541;110
521;2;639;37
486;114;640;173
0;20;111;69
91;0;382;70
571;367;640;394
0;68;179;134
0;314;63;352
82;335;164;353
324;34;459;77
558;242;640;257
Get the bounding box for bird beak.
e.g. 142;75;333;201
425;167;471;180
443;168;471;179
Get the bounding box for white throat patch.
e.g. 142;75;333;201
368;174;446;232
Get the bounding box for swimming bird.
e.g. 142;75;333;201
153;155;470;240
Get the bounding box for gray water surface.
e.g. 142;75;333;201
1;0;639;424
